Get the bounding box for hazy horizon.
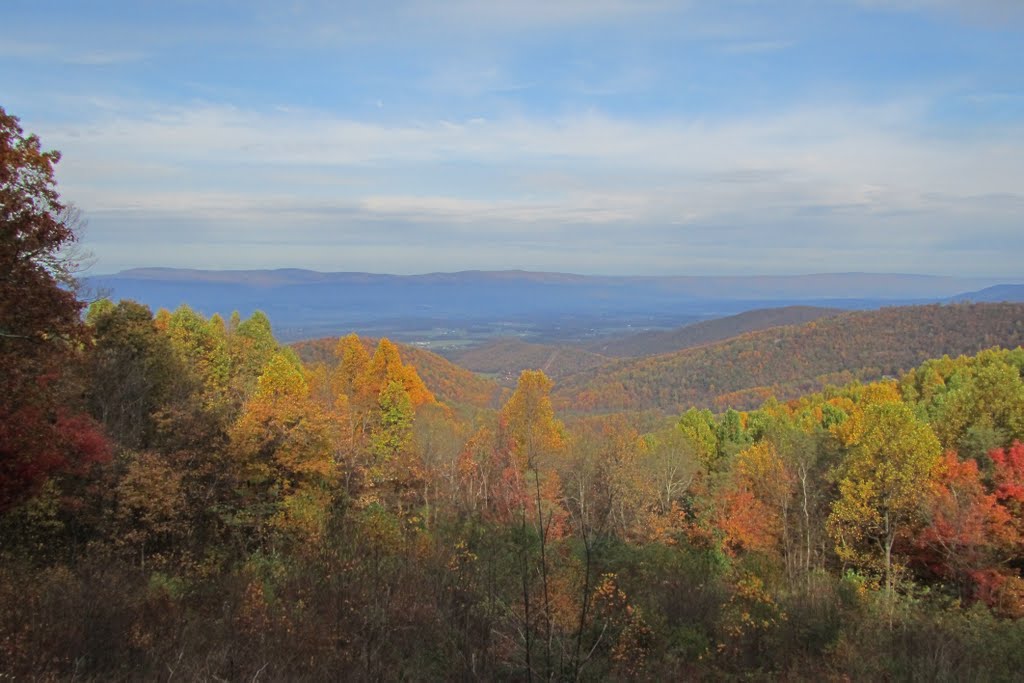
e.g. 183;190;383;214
88;261;1024;280
93;265;1023;282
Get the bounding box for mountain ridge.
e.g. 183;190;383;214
587;305;845;357
552;302;1024;414
98;267;1009;297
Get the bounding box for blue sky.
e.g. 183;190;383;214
2;0;1023;276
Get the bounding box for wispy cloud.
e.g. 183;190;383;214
854;0;1024;22
0;39;146;65
405;0;681;29
418;65;534;98
718;40;795;55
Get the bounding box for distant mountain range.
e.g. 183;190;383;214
87;268;1021;342
950;284;1024;303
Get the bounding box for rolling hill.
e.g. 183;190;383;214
443;338;611;386
553;303;1024;414
951;284;1024;303
587;305;844;357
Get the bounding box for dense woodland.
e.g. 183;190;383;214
555;302;1024;414
5;110;1024;681
586;305;844;358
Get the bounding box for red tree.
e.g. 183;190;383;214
0;106;108;512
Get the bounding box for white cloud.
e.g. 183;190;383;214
404;0;682;29
718;40;795;55
28;95;1024;276
0;39;146;65
854;0;1024;22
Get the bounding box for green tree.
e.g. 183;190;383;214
166;305;231;414
368;379;426;514
677;408;719;470
85;299;181;449
229;310;278;399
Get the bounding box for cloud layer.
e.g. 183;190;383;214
2;1;1022;276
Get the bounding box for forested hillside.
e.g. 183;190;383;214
588;305;843;357
293;336;503;409
556;303;1024;413
443;338;610;385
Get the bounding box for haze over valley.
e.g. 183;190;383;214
89;267;1020;344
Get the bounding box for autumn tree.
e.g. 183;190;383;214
757;411;830;581
112;450;187;570
677;408;719;470
229;351;336;550
334;333;370;399
369;380;419;508
915;451;1018;602
828;402;942;597
904;350;1024;464
0;106;108;512
362;337;434;408
565;416;650;541
719;440;793;560
498;370;566;680
165;304;232;415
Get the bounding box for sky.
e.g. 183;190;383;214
2;0;1023;277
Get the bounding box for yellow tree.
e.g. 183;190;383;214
333;333;370;400
334;335;435;453
498;370;566;680
230;351;336;549
827;401;942;597
361;337;434;408
368;379;421;511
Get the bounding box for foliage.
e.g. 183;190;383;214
293;334;502;409
0;108;111;515
828;401;943;594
